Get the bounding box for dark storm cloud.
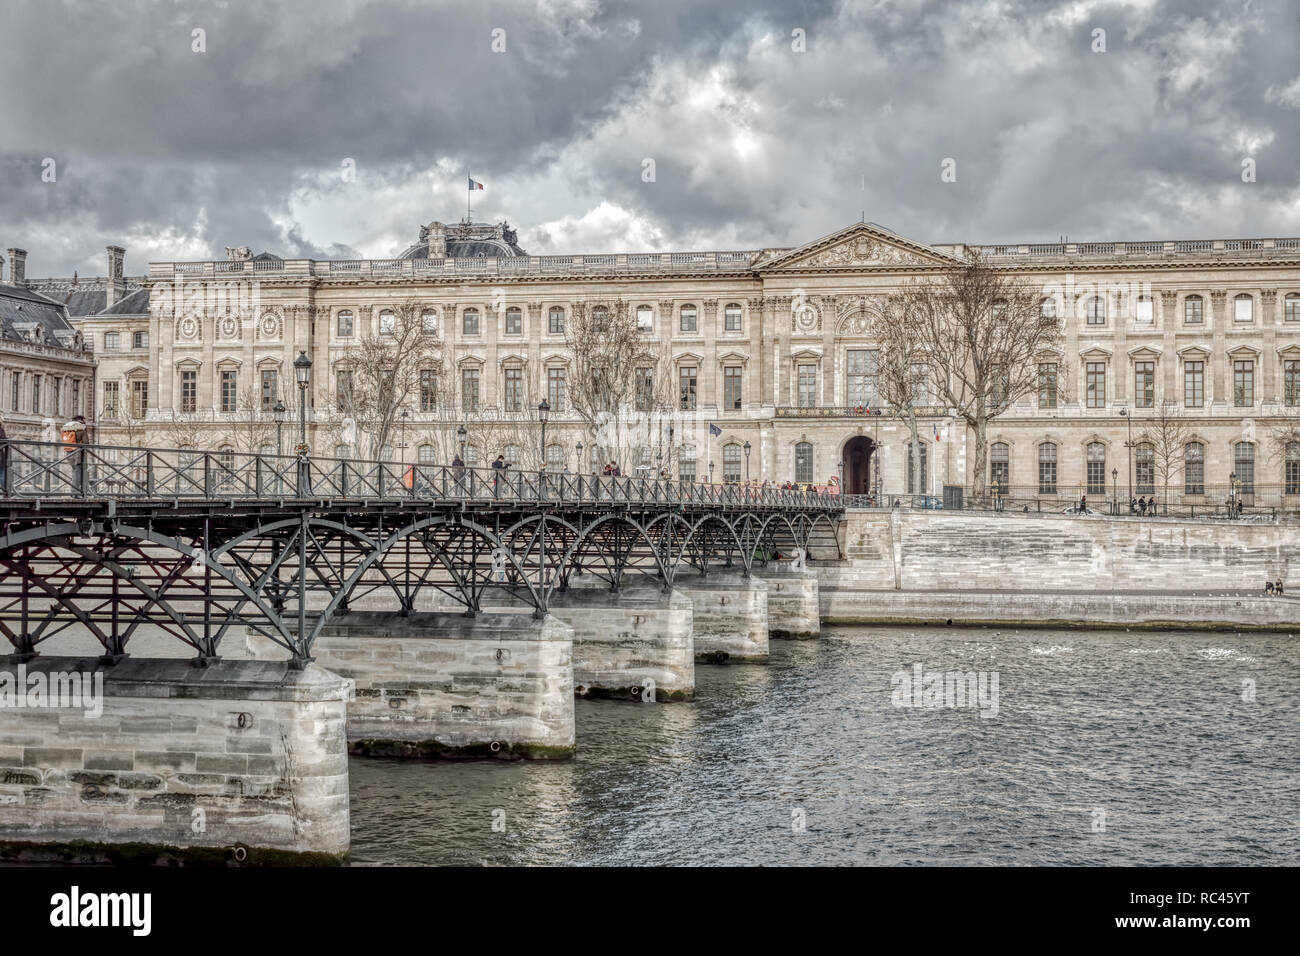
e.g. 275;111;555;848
0;0;1296;274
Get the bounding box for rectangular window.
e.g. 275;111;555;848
260;370;278;410
1286;360;1300;406
1038;363;1058;409
724;304;742;332
505;308;522;335
104;331;120;350
9;372;17;411
723;445;741;483
131;380;148;418
31;375;40;414
1235;444;1255;494
679;366;698;410
1234;297;1254;323
846;350;878;408
71;379;80;416
635;367;655;411
679;306;697;333
1234;360;1254;406
1086;362;1106;408
547;367;566;412
1287;453;1300;496
337;370;353;410
795;443;814;484
679;455;696;482
50;377;61;417
1135;298;1153;324
797;364;817;408
1185;297;1203;324
724;366;743;411
462;310;479;335
133;330;148;349
419;369;437;412
503;368;522;412
1185;444;1204;496
103;381;119;418
337;311;354;337
548;308;564;334
461;368;480;411
1134;361;1155;408
1184;361;1204;408
180;370;197;413
220;370;237;413
636;307;654;333
1086;298;1106;326
1039;445;1057;495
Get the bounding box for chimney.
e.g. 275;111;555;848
105;245;126;308
427;221;446;259
6;248;26;286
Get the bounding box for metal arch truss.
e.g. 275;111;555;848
0;502;842;670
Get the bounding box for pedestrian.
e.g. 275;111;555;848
1265;580;1275;596
1079;493;1087;514
1129;496;1136;515
1138;496;1147;515
1277;579;1285;596
1148;497;1157;516
61;414;87;494
0;411;9;494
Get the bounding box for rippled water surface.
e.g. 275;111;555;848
349;626;1299;865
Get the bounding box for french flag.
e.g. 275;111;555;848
468;176;484;191
933;423;941;443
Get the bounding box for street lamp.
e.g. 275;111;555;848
709;460;715;483
743;440;751;481
1112;467;1118;514
293;351;312;453
272;399;286;456
1119;407;1132;499
537;399;550;469
457;424;467;461
576;440;583;471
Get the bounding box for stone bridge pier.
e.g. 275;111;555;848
676;572;771;663
754;564;821;640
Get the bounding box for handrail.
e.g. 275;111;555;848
0;439;842;512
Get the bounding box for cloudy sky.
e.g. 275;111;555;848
2;0;1298;276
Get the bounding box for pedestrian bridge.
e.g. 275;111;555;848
0;440;843;666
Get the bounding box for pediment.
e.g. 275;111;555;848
757;222;965;272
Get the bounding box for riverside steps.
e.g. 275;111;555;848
753;563;821;639
247;612;575;760
676;572;771;663
0;655;352;864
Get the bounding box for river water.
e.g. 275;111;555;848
348;625;1299;866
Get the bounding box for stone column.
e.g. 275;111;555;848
1262;289;1278;402
1210;290;1228;406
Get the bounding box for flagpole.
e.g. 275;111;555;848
467;173;471;222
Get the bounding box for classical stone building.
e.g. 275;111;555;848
0;249;97;441
15;218;1300;507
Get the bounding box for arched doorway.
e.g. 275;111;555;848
843;436;875;496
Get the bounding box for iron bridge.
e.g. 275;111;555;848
0;440;844;665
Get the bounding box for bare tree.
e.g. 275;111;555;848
162;409;205;450
335;300;440;459
564;298;677;470
872;296;932;492
1136;400;1189;509
224;385;275;454
900;251;1064;494
1265;406;1300;494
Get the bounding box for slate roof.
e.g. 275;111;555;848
0;284;78;345
97;287;151;316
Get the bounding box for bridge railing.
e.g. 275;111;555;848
0;439;841;512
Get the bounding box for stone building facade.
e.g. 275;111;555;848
0;249;97;441
17;219;1300;507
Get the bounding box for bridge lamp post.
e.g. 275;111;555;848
400;407;410;458
743;441;751;481
709;460;715;484
576;440;583;471
272;399;286;456
1112;467;1118;515
537;399;550;469
457;424;467;461
293;351;312;452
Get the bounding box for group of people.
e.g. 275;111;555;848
1264;579;1286;595
1128;496;1159;516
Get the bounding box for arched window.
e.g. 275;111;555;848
379;310;396;335
1286;442;1300;496
990;442;1009;492
1038;442;1057;495
548;307;564;334
464;444;480;468
680;304;698;333
907;441;928;494
723;442;741;482
1135;442;1154;495
1039;297;1058;320
1234;441;1255;494
992;299;1008;325
504;444;521;467
337;310;355;337
1286;293;1300;323
1086;296;1106;325
1184;294;1203;324
636;305;654;332
1086;442;1107;495
504;307;522;335
724;303;743;331
1135;295;1154;324
1184;442;1204;495
1234;293;1254;323
679;444;696;482
417;444;435;464
545;444;564;470
592;305;610;331
462;308;480;335
422;310;439;334
795;442;813;484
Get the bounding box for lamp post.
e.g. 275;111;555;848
1119;407;1132;500
1112;467;1118;515
537;399;549;470
743;440;751;481
272;399;286;456
457;423;467;461
293;351;312;451
576;441;583;472
709;460;715;484
1229;471;1240;515
400;407;409;459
